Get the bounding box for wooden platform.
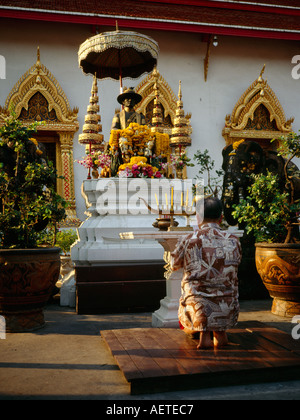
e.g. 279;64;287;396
101;322;300;395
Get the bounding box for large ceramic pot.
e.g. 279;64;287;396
0;247;61;332
255;243;300;317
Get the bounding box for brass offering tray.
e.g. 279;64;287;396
140;195;196;231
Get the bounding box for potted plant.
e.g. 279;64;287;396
0;113;67;331
193;148;224;198
232;131;300;317
55;229;78;278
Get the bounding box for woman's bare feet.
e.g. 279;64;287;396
213;331;228;348
197;331;229;349
197;331;213;349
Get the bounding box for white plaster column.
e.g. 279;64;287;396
152;236;184;328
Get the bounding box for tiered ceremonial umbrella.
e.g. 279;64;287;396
78;23;159;91
78;24;159;178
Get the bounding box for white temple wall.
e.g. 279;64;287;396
0;18;299;222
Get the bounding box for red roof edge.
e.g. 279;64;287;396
139;0;300;16
1;9;300;41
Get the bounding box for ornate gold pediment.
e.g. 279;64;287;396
0;47;79;131
222;65;294;149
135;66;177;133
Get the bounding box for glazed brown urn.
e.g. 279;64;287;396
0;248;61;332
255;243;300;317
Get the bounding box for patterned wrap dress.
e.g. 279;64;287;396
171;223;242;332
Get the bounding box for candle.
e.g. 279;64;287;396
171;187;174;208
165;193;168;208
181;192;183;207
185;189;189;208
155;193;159;208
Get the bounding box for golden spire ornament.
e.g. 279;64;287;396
79;74;104;178
170;80;192;148
151;68;164;133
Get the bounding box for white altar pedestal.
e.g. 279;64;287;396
71;177;241;315
71;178;192;265
71;178;190;313
120;230;192;328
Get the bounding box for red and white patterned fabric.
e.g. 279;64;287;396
171;223;242;332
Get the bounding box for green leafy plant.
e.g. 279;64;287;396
0;112;67;249
193;149;224;198
232;171;297;243
55;229;78;255
275;130;300;207
232;131;300;244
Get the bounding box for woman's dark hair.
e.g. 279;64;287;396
204;197;223;220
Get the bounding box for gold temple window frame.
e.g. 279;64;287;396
0;48;80;227
222;65;294;149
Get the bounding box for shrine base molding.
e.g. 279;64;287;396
75;261;165;314
71;179;188;314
